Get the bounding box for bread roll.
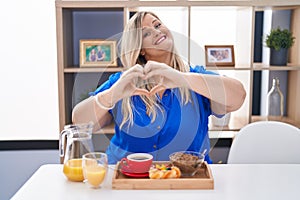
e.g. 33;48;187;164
149;164;181;179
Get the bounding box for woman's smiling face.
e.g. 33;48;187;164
141;14;173;60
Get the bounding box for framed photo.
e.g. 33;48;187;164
80;39;117;67
205;45;235;67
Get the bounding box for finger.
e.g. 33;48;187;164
122;71;145;81
132;64;144;71
143;60;164;74
129;82;149;95
133;88;150;97
147;76;164;86
144;65;174;80
144;70;165;80
149;84;166;96
124;64;144;75
159;76;164;84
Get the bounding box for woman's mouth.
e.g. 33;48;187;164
154;35;166;45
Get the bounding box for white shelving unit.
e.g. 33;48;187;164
55;0;300;133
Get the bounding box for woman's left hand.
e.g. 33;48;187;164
143;60;188;95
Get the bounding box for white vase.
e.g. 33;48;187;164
211;113;231;127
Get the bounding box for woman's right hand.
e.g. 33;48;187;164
109;64;149;103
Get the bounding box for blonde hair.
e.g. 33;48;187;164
119;11;191;128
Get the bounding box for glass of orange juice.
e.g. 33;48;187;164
82;152;108;189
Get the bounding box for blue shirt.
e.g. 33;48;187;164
91;65;218;164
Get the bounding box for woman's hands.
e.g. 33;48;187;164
109;61;188;103
73;61;187;129
109;64;149;103
143;61;188;95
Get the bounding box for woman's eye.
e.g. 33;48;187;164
143;31;151;38
154;23;161;29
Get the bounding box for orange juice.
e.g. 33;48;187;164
85;166;106;187
63;159;84;182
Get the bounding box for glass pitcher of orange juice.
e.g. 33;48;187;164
59;122;94;182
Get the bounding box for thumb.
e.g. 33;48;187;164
133;88;150;97
149;84;166;96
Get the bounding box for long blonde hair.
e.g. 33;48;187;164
119;11;191;128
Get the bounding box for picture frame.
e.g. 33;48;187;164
204;45;235;67
80;39;117;67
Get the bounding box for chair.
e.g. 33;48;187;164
227;121;300;164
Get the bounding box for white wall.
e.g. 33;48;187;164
0;1;59;198
139;7;189;62
0;0;59;140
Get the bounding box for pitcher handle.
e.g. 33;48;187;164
59;129;68;157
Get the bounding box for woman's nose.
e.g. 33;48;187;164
152;28;161;37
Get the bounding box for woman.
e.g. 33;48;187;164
89;48;97;62
72;11;246;164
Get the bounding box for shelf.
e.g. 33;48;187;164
56;0;300;8
209;115;300;132
64;64;300;73
64;67;123;73
95;116;249;135
56;1;300;138
206;65;251;71
209;116;249;131
209;131;237;139
253;63;300;71
65;65;252;73
251;115;300;128
96;123;238;140
255;5;300;11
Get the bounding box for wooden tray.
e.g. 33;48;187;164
112;161;214;190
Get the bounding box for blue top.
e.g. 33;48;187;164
91;65;218;164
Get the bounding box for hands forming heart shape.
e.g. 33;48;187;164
111;61;188;101
135;75;165;96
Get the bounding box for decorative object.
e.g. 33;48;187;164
265;27;295;66
266;77;284;117
80;39;117;67
60;122;94;182
211;113;231;127
205;45;235;67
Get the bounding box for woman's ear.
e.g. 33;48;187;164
140;50;145;56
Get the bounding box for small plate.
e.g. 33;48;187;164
120;169;149;178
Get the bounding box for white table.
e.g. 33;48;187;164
12;164;300;200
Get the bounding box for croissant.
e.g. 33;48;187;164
149;164;181;179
